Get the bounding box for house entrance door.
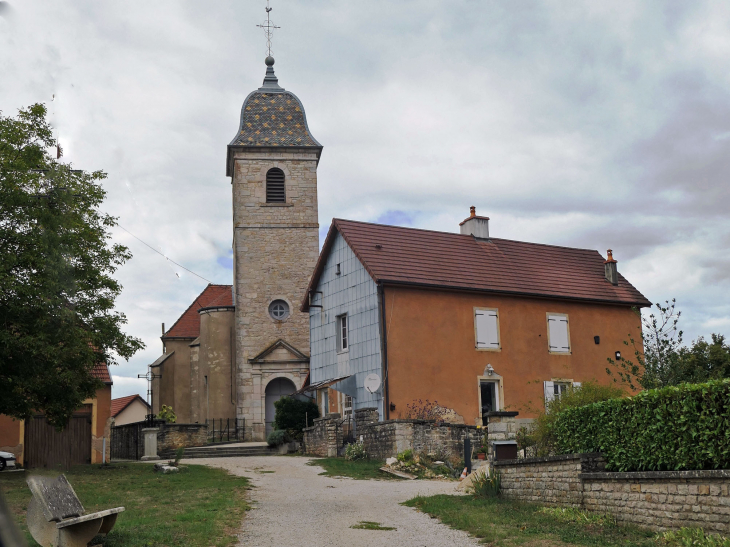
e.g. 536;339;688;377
264;378;296;436
479;380;500;422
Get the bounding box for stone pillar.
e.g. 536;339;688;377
486;411;519;461
140;428;160;461
354;407;379;439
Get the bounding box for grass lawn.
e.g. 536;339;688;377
308;457;400;480
0;463;249;547
403;495;658;546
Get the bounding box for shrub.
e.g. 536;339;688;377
396;449;413;462
532;381;625;456
266;429;289;447
273;397;319;441
345;441;367;461
472;469;501;498
552;379;730;471
159;405;177;423
657;527;730;547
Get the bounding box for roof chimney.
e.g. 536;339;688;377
604;250;618;285
459;206;489;239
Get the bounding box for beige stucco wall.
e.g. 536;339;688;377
195;307;237;422
114;399;150;426
231;148;319;440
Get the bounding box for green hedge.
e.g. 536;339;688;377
552;379;730;472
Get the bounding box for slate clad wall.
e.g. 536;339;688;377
309;232;383;416
495;454;730;533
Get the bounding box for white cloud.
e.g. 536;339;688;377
3;0;730;400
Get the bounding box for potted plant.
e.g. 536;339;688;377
476;446;488;460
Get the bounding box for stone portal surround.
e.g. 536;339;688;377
495;454;730;533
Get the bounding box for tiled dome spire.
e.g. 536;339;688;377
229;57;321;148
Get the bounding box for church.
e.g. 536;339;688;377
150;55;321;442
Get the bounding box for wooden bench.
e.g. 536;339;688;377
26;474;124;547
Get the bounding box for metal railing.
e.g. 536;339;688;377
205;418;244;443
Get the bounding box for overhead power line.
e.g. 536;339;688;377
117;224;213;284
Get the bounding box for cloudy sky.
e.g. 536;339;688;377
2;1;730;399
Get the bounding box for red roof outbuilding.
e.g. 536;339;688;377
111;394;149;417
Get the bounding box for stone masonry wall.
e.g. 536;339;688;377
302;414;342;457
582;471;730;533
495;454;730;533
232;148;320;441
157;423;208;453
497;453;605;507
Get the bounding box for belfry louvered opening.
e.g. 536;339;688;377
266;168;286;203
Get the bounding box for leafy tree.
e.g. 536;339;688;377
273;396;319;440
606;299;730;390
0;104;143;427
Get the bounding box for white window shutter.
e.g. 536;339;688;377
573;381;582;389
476;310;500;348
544;381;555;409
548;316;570;352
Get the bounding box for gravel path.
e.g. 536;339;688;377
185;455;480;547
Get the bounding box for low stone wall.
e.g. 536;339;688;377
495;454;730;533
157;423;208;452
362;419;479;460
303;407;479;460
302;413;343;457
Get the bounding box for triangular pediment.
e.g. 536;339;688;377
249;339;309;364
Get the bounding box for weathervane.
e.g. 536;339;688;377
257;0;280;58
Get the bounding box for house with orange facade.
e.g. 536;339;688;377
302;208;650;425
0;363;113;468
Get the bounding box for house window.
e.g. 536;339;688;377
475;308;500;350
547;313;570;353
337;314;348;352
543;380;581;409
269;300;290;320
266;168;286;203
343;395;352;419
321;389;329;416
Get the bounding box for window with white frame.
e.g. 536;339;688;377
343;395;353;418
543;380;581;409
337;314;348;352
547;313;570;353
475;308;500;350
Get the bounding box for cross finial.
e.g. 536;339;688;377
256;0;280;58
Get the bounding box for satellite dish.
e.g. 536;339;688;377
364;374;381;394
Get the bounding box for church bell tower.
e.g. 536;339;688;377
226;54;322;441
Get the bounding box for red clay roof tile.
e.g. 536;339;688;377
163;284;233;339
304;219;650;310
91;362;113;385
111;394;149;417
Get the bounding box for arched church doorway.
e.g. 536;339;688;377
265;377;296;435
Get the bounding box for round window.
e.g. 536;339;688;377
268;300;290;321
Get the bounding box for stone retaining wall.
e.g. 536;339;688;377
157;423;208;452
495;454;730;533
303;407;479;460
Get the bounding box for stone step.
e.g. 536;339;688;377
159;446;276;459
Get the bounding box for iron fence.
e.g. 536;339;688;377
205;418;245;443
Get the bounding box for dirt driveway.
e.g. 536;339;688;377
187;455;480;547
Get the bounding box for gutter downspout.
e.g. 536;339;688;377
377;283;390;420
